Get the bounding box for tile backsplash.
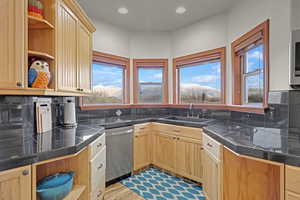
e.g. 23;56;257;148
0;90;297;136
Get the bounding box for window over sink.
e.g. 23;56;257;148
173;47;226;105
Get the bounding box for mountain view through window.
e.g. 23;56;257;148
179;61;221;104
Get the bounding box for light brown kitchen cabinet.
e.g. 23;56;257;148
0;165;31;200
77;21;92;93
57;0;78;92
176;136;203;182
134;132;150;171
223;147;284;200
154;132;176;172
0;0;95;96
202;149;220;200
286;165;300;200
0;0;25;90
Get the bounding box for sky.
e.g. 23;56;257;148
180;61;221;90
92;64;123;88
92;44;264;91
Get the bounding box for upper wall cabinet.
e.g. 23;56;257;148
0;0;25;90
0;0;95;96
57;0;78;93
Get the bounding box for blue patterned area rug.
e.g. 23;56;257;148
120;168;206;200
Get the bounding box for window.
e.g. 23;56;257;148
133;59;168;104
81;51;130;107
173;48;226;104
232;20;269;108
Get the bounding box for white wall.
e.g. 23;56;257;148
129;32;173;103
92;19;130;57
171;13;228;58
91;0;293;104
226;0;291;104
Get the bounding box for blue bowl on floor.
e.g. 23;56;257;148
37;171;75;200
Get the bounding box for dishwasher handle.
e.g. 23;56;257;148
107;129;133;136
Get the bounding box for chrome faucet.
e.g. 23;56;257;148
187;103;193;118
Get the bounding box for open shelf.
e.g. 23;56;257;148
28;15;54;29
28;50;54;60
63;185;86;200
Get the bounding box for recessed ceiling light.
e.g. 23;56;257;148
176;6;186;14
118;7;128;14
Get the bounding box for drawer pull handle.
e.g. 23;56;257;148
207;143;213;147
22;170;29;176
173;130;180;132
97;143;102;148
97;191;102;197
98;163;103;170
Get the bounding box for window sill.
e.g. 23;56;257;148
80;104;171;110
227;105;267;114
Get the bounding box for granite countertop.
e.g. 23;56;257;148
1;115;300;171
81;116;300;167
203;121;300;167
0;124;104;171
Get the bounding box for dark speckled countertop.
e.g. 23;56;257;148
1;115;300;171
0;124;104;171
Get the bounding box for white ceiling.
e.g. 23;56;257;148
77;0;237;32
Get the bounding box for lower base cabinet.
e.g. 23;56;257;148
176;136;203;182
0;165;31;200
286;165;300;200
223;147;284;200
202;150;220;200
153;133;177;172
134;123;204;183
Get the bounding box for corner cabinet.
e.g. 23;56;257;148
0;0;95;95
0;166;31;200
223;147;284;200
0;0;25;90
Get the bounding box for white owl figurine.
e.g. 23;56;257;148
28;59;51;89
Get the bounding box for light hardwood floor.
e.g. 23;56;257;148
104;183;144;200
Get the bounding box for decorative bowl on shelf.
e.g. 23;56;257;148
37;171;75;200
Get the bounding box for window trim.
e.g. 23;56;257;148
80;51;130;109
232;20;269;110
173;47;226;105
133;59;169;104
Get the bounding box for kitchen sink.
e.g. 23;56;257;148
163;116;213;123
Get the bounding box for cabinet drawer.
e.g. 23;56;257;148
90;173;105;200
152;123;202;140
90;147;106;192
286;191;300;200
286;165;300;194
90;133;106;159
134;123;151;134
203;133;221;161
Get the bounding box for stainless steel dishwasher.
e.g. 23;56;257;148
105;126;133;183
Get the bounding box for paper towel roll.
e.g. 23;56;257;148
64;102;76;126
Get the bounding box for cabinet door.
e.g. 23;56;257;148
0;166;31;200
134;132;150;171
77;21;92;93
154;133;176;172
286;191;300;200
176;137;203;182
57;1;78;92
203;150;219;200
0;0;25;89
223;147;284;200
